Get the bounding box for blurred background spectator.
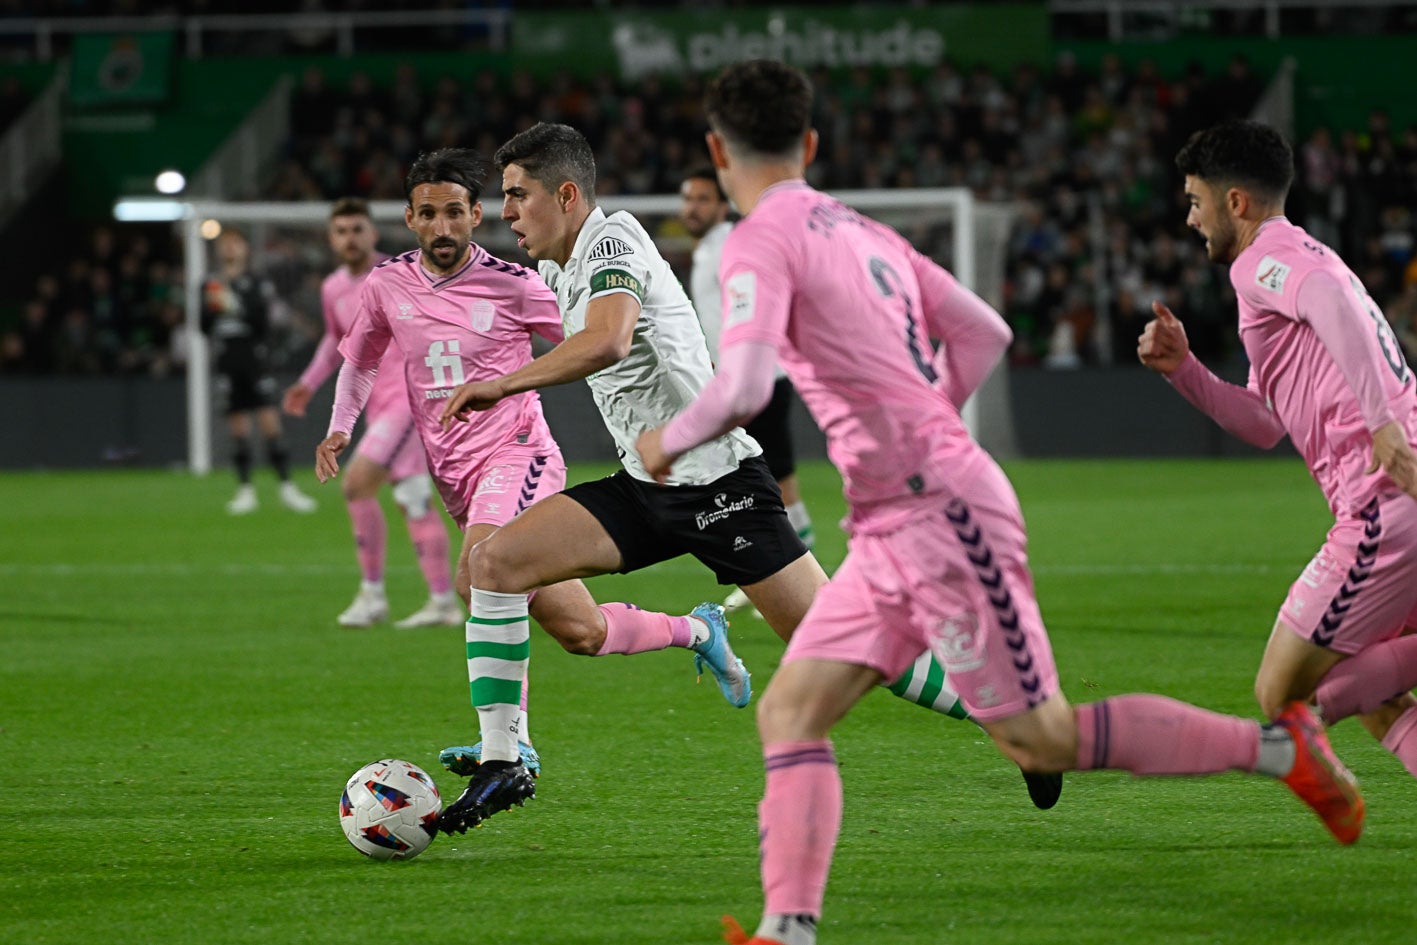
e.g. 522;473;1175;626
4;6;1417;380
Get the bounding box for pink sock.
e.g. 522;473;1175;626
1316;635;1417;723
347;497;386;583
1381;705;1417;778
1075;694;1259;775
405;509;453;594
594;603;688;655
760;740;839;917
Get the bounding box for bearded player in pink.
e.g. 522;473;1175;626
636;63;1364;945
315;148;750;829
1140;119;1417;778
283;197;460;629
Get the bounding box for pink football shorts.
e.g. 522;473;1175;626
354;406;427;483
1280;491;1417;654
784;459;1059;722
438;442;567;532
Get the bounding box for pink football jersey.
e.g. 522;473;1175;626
338;244;565;492
300;254;406;416
1229;218;1417;516
717;181;1003;529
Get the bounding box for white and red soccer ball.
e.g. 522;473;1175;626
339;759;442;860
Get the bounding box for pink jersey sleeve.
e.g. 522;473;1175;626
328;360;377;435
663;226;792;456
715;230;795;351
661;340;778;456
911;251;1012;407
1166;353;1287;448
336;277;393;371
1296;270;1399;433
299;276;347;391
522;275;565;344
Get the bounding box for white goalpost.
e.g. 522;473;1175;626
117;187;1015;474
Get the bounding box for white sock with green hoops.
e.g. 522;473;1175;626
886;650;969;719
466;587;531;764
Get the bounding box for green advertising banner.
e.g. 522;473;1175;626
514;4;1048;80
69;31;175;107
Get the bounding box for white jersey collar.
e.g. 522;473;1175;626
565;206;609;269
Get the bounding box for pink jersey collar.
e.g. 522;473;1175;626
756;178;811;204
416;243;486;289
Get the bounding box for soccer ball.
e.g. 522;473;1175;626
339;758;443;860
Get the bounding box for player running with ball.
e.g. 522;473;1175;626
316;149;755;830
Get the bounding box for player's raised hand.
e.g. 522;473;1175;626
635;426;675;484
439;380;506;429
282;381;312;417
315;431;351;483
1366;421;1417;499
1138;301;1191;376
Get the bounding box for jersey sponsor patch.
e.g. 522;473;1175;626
587;236;633;262
590;268;644;300
468;299;494;332
1255;255;1291;294
724;271;755;329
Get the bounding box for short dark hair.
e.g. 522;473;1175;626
705;59;813;157
330;196;370;220
494;122;597;207
404;148;491;204
1175;120;1294;203
682;165;726;201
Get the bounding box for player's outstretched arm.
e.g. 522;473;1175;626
439;378;509;426
1141;299;1284;447
441;294;638;428
1367;422;1417;499
1138;301;1192;376
638;340;780;483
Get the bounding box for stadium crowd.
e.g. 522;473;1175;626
5;53;1417;376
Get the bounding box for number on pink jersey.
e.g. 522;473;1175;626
1349;275;1409;383
867;256;938;383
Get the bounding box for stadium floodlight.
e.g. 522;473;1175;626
154;170;187;194
114;198;189;222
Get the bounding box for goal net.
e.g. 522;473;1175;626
139;188;1016;474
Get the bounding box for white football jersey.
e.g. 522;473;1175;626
690;219;734;362
690;219;786;381
538;206;760;485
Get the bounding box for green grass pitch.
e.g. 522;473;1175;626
3;457;1414;944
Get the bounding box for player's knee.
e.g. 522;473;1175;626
1253;675;1286;721
465;535;530;593
453;562;471;610
340;479;364;503
340;467;380;503
755;680;828;743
